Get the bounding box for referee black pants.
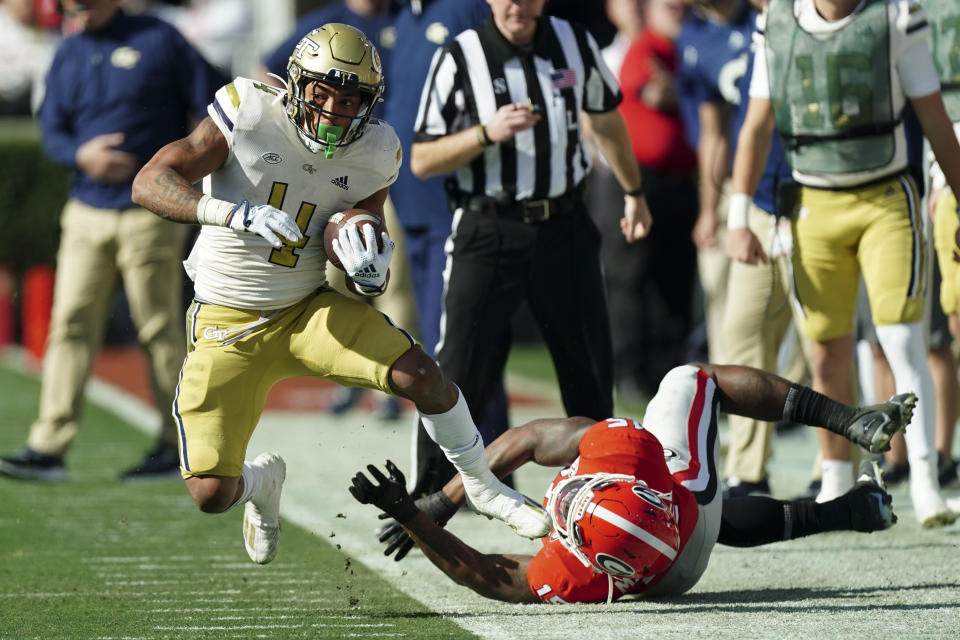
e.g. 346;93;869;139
413;203;614;494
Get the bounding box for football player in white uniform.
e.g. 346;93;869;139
131;23;552;565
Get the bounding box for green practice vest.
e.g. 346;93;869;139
925;0;960;122
766;0;898;174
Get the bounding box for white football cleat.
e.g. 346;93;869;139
465;479;552;539
242;453;286;564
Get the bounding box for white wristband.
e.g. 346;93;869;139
195;194;238;227
727;193;751;230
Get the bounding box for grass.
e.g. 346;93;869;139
0;366;474;640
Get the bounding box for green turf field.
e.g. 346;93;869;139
0;366;474;640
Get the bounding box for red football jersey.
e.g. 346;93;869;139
526;419;700;603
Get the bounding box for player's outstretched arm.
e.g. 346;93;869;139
350;461;538;603
132;116;229;223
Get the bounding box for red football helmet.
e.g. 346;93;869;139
546;473;680;578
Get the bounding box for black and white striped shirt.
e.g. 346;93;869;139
414;15;622;201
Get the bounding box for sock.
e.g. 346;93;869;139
229;460;263;510
419;388;500;500
817;460;853;503
782;384;857;436
875;322;935;463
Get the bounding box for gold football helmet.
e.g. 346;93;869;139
284;23;385;157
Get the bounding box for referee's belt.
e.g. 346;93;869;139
459;187;581;224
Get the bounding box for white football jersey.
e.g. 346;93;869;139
187;77;401;309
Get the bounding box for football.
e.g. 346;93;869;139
323;208;387;270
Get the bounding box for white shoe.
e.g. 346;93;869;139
242;453;286;564
465;479;552;539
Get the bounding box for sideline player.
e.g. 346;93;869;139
131;23;550;565
351;363;911;603
729;0;960;525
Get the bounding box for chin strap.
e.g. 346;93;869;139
606;573;614;605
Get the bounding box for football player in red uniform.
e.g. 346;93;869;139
350;362;914;604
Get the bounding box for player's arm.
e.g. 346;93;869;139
131;116;229;223
584;108;651;243
692;100;730;249
132;116;302;248
352;186;390;222
912;91;960;200
350;461;539;603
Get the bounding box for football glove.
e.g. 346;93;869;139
332;224;394;295
349;460;418;524
377;491;458;561
225;200;303;249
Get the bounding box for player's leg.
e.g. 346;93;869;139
527;209;613;420
1;201;118;481
288;287;551;539
721;205;793;496
791;185;865;501
116;207;187;478
864;175;952;527
641;365;722;596
176;301;287;563
718;460;895;547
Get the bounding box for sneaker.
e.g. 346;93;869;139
0;447;67;481
329;387;364;415
843;393;916;454
120;445;180;480
877;458;910;488
723;477;771;499
937;453;959;489
844;461;896;532
465;479;552;539
242;453;286;564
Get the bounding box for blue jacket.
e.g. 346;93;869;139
384;0;489;229
39;10;224;209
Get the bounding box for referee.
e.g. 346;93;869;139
409;0;652;489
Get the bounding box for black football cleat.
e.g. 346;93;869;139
843;393;916;454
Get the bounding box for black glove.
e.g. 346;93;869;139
349;460;418;524
377;491;459;561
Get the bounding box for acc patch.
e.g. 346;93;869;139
262;152;282;164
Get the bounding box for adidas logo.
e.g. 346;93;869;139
331;175;349;190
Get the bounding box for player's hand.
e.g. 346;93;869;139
332;224;394;295
726;227;767;264
75;132;140;184
349;460;418;524
376;491;459;561
226;201;303;248
620;193;653;242
692;208;718;249
483;102;541;143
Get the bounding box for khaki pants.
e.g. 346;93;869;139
27;200;186;457
722;203;811;483
698;186;731;364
